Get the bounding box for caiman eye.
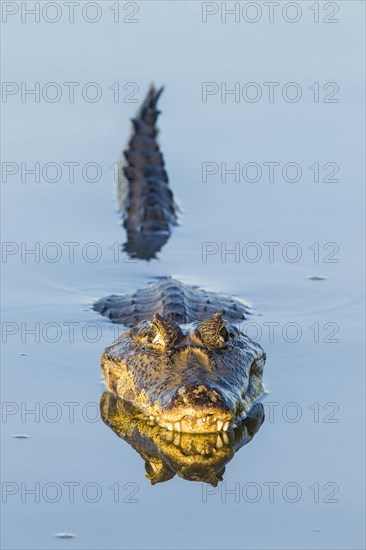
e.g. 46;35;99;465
197;313;235;350
146;327;158;343
219;326;229;343
136;323;158;343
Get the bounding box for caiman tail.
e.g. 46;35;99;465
117;85;178;260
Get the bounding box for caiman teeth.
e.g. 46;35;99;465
159;417;229;433
216;434;223;448
222;432;229;445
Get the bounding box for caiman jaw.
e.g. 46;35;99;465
148;412;233;434
146;382;235;433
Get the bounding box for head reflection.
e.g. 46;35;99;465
100;392;265;486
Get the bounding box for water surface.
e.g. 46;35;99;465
1;2;365;549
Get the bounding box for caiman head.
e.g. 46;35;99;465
101;312;266;434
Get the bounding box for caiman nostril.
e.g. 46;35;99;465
175;384;225;407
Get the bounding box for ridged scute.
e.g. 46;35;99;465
94;277;251;327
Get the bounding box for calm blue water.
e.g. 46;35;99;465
1;2;365;549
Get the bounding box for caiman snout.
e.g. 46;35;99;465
158;384;234;433
174;384;224;407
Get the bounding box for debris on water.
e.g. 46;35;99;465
20;353;27;356
55;533;76;539
308;275;327;281
12;434;30;439
312;528;323;532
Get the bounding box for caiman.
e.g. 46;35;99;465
95;278;266;434
95;87;266;435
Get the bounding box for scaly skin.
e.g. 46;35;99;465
95;279;266;434
94;277;251;326
100;392;265;485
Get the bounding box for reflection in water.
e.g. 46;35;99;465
122;228;172;261
118;85;178;261
100;392;265;486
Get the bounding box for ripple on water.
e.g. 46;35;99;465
307;275;327;280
